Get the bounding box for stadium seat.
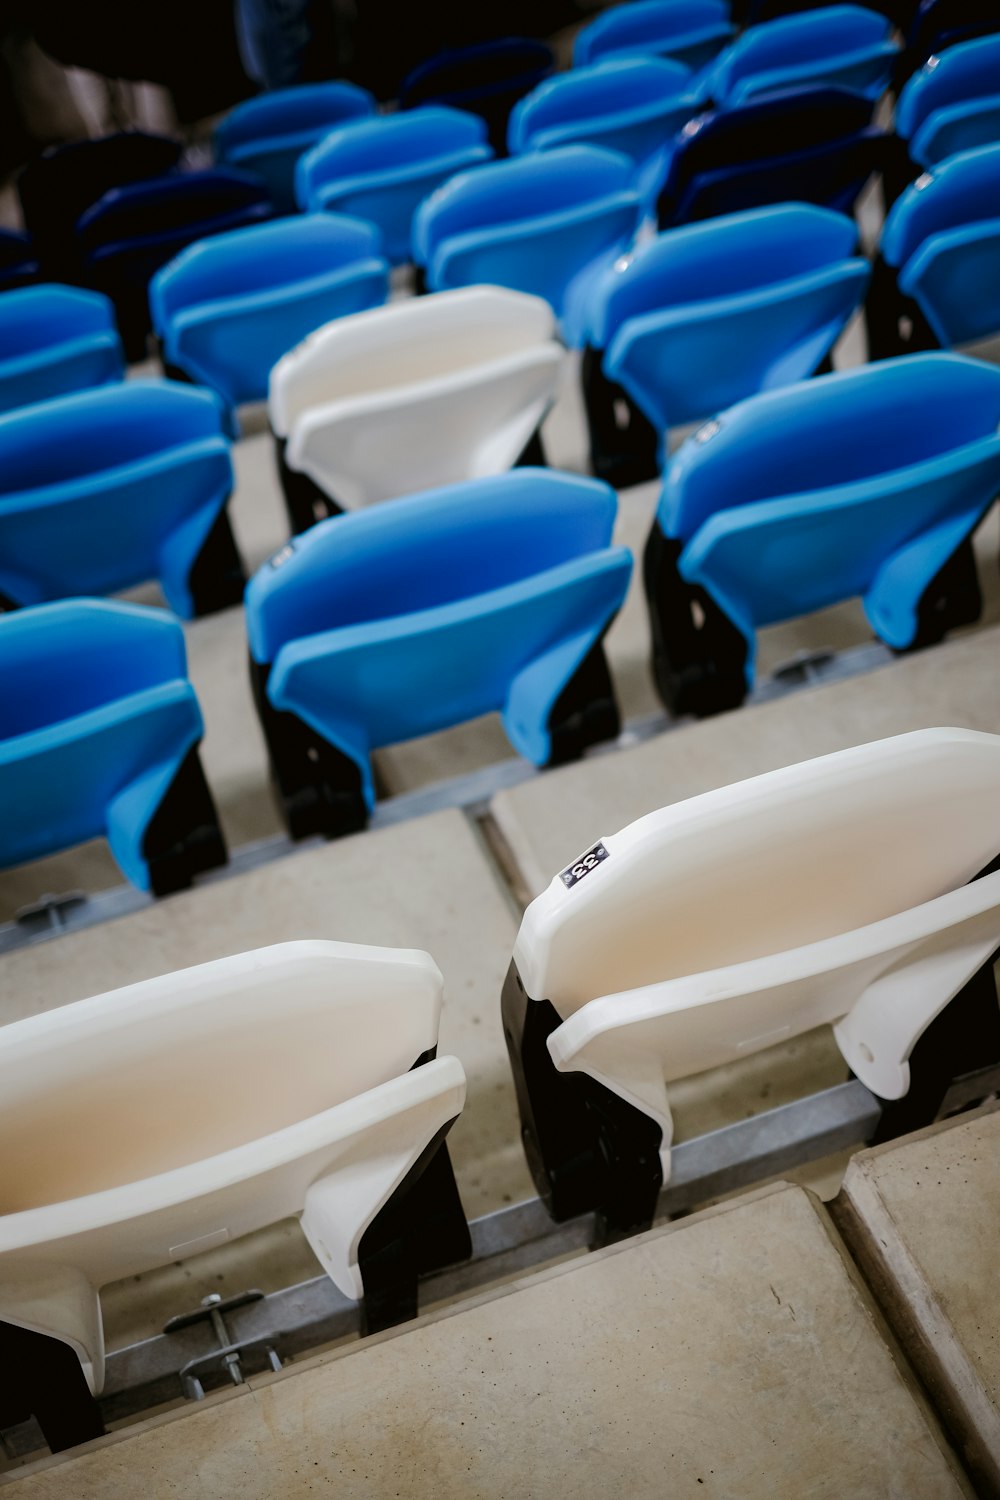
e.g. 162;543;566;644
413;146;643;341
868;143;1000;358
245;469;631;837
502;727;1000;1231
890;34;1000;199
699;5;898;105
269;286;564;529
16;131;183;284
0;230;41;294
0;286;125;416
895;0;1000;91
0;599;225;896
213;81;376;212
150;214;389;410
295;107;492;264
0;380;244;618
508;57;698;203
642;353;1000;716
0;941;469;1449
580;202;870;484
76;168;273;361
573;0;734;73
399;38;555;155
656;85;888;227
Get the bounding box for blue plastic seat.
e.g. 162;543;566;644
0;599;226;894
869;143;1000;356
399;38;555;155
896;0;1000;90
295;106;493;264
214;82;376;213
77;168;273;361
894;34;1000;186
508;58;698;202
0;380;243;619
573;0;734;73
0;286;124;415
0;230;41;294
643;354;1000;715
150;215;389;408
413;146;643;341
656;85;887;226
245;468;632;837
701;5;898;104
581;203;870;481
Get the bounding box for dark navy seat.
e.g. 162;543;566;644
0;231;41;294
699;4;898;104
656;85;888;226
889;34;1000;201
214;82;376;212
295;107;492;265
896;0;1000;90
0;381;244;619
399;38;555;156
77;168;273;361
643;354;1000;716
580;203;870;484
0;286;124;416
573;0;734;73
413;145;643;342
245;468;632;838
868;143;1000;358
16;132;182;284
150;214;389;409
0;599;226;894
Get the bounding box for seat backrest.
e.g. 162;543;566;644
296;106;488;201
0;285;117;357
413;144;636;267
149;213;382;325
591;202;859;345
513;728;1000;1015
269;285;556;432
895;33;1000;141
76;168;272;251
400;36;555;113
899;0;1000;86
245;468;617;661
214;81;376;156
0;941;442;1208
0;379;228;494
16;132;182;252
661;352;1000;542
881;142;1000;268
0;599;189;740
706;4;893;98
0;230;41;291
508;57;694;155
573;0;733;66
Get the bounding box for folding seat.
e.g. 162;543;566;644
295;107;493;265
149;215;389;411
269;287;565;530
573;0;735;73
699;5;899;105
246;469;631;838
399;37;556;156
0;380;244;618
0;599;226;896
16;131;183;284
580;202;870;485
213;81;376;212
642;354;1000;717
76;168;274;360
889;33;1000;201
0;940;469;1450
503;727;1000;1234
507;58;698;204
0;229;41;294
868;144;1000;359
895;0;1000;91
0;286;125;416
413;146;643;340
655;85;888;228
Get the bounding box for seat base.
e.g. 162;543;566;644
186;507;247;617
142;745;229;897
0;1320;105;1454
545;635;621;766
581;345;660;490
275;434;345;536
890;534;984;655
864;252;941;361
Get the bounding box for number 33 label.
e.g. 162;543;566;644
559;842;609;889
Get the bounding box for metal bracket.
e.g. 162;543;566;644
163;1292;282;1400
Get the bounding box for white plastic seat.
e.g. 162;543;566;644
504;728;1000;1224
268;286;565;526
0;940;466;1400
